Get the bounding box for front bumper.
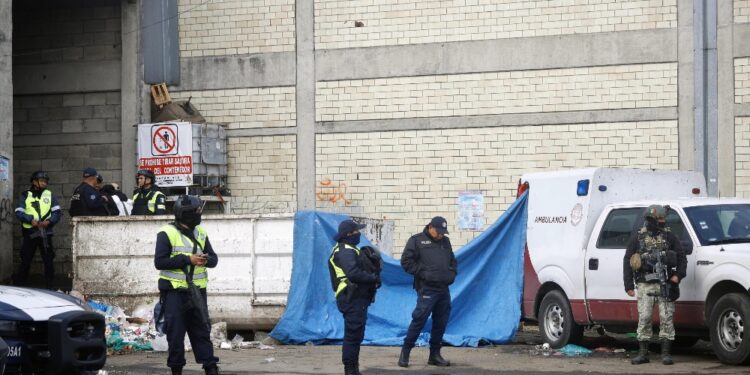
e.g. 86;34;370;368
5;310;106;374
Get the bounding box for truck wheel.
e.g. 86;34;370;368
539;290;583;348
709;293;750;365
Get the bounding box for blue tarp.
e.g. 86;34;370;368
270;193;527;347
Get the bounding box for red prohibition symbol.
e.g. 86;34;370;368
152;126;177;154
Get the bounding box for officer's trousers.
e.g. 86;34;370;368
403;288;451;349
163;288;219;370
14;233;54;287
336;296;370;365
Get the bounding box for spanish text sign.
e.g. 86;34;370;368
137;122;193;187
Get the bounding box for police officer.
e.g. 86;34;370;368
328;219;381;375
154;195;220;375
69;167;109;217
623;205;687;366
132;169;166;215
13;171;62;289
398;216;457;368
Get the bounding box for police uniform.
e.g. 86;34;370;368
13;187;61;287
155;221;219;375
69;168;110;217
399;216;457;368
328;220;379;375
132;186;166;215
623;206;687;366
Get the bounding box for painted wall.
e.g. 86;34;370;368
0;1;13;281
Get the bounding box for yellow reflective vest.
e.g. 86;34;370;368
133;190;166;214
328;243;360;297
22;190;53;229
158;224;209;289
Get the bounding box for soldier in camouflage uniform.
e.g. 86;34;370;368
623;205;687;366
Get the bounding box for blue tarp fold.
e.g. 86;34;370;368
270;193;527;347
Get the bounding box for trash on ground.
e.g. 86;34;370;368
559;344;593;357
262;357;275;364
210;322;228;348
220;341;232;350
259;343;275;350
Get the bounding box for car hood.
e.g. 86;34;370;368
0;286;86;321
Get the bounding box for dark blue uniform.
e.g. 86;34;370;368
401;229;457;351
331;244;378;367
13;189;62;287
154;228;219;371
69;182;109;216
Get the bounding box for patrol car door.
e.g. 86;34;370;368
584;206;644;323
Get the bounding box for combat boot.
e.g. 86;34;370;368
630;341;650;365
354;363;362;375
661;340;674;365
344;363;358;375
204;364;220;375
398;347;411;367
428;347;450;367
170;367;183;375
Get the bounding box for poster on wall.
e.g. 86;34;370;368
0;156;8;181
137;122;193;187
457;191;485;231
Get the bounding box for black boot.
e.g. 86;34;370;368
344;363;357;375
398;347;411;368
171;367;183;375
428;347;450;367
631;341;650;365
354;363;362;375
661;340;674;365
204;364;220;375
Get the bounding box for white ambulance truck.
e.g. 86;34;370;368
518;168;750;365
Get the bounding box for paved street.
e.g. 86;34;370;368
104;327;747;375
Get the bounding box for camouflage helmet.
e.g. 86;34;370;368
644;205;668;223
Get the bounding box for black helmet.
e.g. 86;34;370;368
136;169;155;181
644;204;668;223
174;195;203;221
30;170;49;182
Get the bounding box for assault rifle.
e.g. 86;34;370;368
643;244;679;301
29;201;51;255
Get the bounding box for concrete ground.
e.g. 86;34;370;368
103;326;748;375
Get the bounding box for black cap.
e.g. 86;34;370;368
83;167;98;178
334;219;366;241
429;216;449;235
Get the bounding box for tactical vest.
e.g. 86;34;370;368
158;224;209;289
132;189;165;215
22;190;53;229
638;229;668;274
328;243;360;297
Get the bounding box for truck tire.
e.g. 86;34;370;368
709;293;750;365
539;290;583;348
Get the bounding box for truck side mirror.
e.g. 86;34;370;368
681;240;693;255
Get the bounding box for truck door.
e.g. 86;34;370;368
585;207;643;323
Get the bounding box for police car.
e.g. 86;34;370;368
0;285;106;374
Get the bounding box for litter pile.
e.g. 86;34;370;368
69;291;273;355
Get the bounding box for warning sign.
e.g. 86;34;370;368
138;122;193;187
152;125;178;155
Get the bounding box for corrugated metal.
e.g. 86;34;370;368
143;0;179;84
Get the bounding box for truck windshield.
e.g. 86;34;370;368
684;204;750;246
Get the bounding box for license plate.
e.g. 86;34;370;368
5;343;23;364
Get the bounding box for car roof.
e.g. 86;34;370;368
607;197;750;209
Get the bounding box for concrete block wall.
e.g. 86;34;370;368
737;57;750;103
317;121;678;250
227;135;297;214
736;117;750;198
0;0;13;281
171;88;296;129
13;92;122;277
11;0;122;284
178;0;296;57
315;0;677;49
317;63;677;121
736;0;750;23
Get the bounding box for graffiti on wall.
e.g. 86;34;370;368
0;197;12;230
316;178;352;206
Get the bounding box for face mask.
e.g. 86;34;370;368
645;217;658;232
180;211;202;228
341;233;361;246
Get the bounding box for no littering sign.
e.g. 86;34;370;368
151;124;178;156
